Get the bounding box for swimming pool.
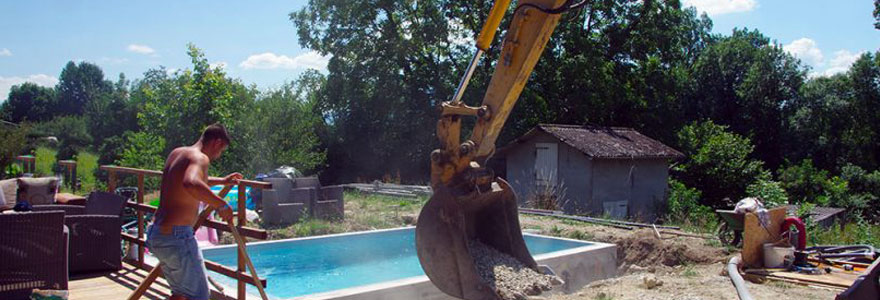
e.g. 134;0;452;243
203;227;616;299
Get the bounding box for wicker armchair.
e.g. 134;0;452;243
0;211;68;299
32;191;126;274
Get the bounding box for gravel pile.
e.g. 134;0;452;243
468;240;558;300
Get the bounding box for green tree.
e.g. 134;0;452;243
746;179;788;207
290;0;714;182
86;73;139;157
1;83;57;123
56;61;113;116
689;29;805;169
291;0;465;182
133;44;257;175
844;51;880;170
673;120;769;206
248;71;326;174
874;0;879;30
784;74;854;170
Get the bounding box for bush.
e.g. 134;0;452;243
117;132;166;189
746;179;788;207
778;160;829;203
0;124;29;179
76;152;99;192
666;179;716;232
34;147;57;177
674;120;769;207
809;219;880;248
32;116;92;159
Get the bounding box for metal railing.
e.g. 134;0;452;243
101;165;272;300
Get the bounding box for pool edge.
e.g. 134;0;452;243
287;235;617;300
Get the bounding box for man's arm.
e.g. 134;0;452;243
181;154;229;210
207;173;242;186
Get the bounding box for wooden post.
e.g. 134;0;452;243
237;183;247;300
137;174;145;267
108;170;117;193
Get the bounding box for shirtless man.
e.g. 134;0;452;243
146;123;242;300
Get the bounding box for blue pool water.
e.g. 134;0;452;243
203;228;591;299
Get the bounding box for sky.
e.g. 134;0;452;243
1;0;878;102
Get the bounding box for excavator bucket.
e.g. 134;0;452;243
416;178;537;300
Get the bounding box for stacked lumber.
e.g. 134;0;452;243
344;182;432;198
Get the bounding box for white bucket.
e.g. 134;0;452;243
763;243;794;268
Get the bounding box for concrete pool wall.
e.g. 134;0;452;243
290;235;618;300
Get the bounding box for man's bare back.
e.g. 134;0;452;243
155;147;211;228
154;143;239;234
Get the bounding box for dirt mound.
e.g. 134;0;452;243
613;229;726;267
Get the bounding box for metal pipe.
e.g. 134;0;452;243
728;255;754;300
450;49;484;105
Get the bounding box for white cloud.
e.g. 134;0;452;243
127;44;156;55
783;38;823;67
0;48;11;56
0;74;58;102
821;50;864;77
683;0;757;16
239;51;330;70
210;61;228;70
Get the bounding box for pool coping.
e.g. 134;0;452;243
202;226;617;300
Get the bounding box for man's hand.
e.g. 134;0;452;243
216;204;234;223
224;172;243;185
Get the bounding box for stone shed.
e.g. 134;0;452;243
497;124;684;221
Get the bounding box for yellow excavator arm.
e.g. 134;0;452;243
431;0;570;187
417;1;581;299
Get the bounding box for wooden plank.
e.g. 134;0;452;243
108;170;117;193
742;207;787;268
122;232;146;246
69;263;172;300
127;202;158;214
769;271;859;288
202;219;269;240
101;165;164;177
236;183;248;300
137;174;146;266
204;261;268;287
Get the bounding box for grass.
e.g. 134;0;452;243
34;147;57;177
75;151;98;192
594;292;615;300
809;220;880;248
681;264;698;278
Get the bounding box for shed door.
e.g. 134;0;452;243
535;143;558;187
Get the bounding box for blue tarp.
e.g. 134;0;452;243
210;185;254;211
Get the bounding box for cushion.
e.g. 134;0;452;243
0;183;6;209
16;177;59;205
0;179;16;209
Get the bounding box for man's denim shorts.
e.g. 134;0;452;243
146;224;210;300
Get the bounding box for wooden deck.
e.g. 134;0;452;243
69;263;171;300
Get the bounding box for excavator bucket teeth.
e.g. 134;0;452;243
416;178;537;300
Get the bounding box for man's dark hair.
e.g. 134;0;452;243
201;123;230;145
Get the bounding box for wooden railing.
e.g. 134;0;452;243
14;155;34;174
101;165;272;300
57;160;76;191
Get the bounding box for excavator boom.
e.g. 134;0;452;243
416;1;577;299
